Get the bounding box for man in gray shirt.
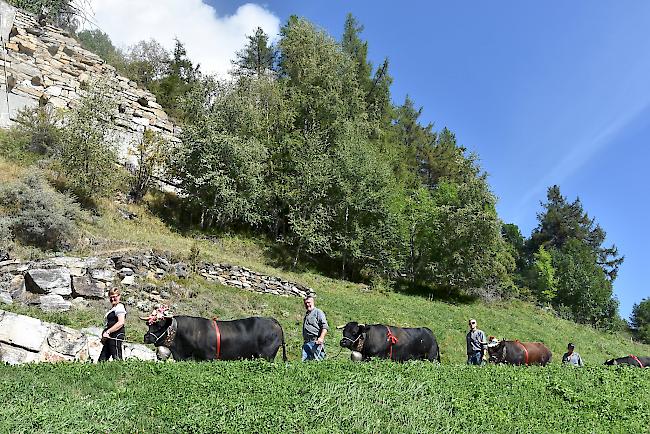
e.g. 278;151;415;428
302;296;328;361
562;343;584;367
466;318;487;365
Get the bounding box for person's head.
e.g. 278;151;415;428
304;296;315;312
567;342;575;353
468;318;477;330
108;288;121;306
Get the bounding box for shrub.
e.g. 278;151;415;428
127;129;170;202
0;169;82;250
14;106;60;154
55;80;119;199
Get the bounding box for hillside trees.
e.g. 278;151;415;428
169;16;515;296
630;298;650;343
525;186;623;328
232;27;276;78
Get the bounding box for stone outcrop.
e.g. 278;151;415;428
0;0;178;163
0;309;155;364
0;251;315;313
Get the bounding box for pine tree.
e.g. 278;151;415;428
233;27;276;78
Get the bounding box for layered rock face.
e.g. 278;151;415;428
0;0;178;160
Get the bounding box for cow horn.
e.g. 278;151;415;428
336;325;345;330
139;316;150;321
358;324;365;328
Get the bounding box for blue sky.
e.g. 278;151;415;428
93;1;650;319
223;1;650;319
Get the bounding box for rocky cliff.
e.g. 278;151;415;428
0;0;178;161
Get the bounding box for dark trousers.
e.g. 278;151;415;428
98;332;124;361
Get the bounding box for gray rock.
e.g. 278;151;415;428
174;262;188;278
39;294;71;312
72;276;105;299
46;324;87;356
90;268;115;283
25;268;72;296
0;342;38;365
136;300;151;312
0;291;12;305
9;275;25;298
123;343;156;361
118;267;134;278
0;311;49;351
121;275;135;286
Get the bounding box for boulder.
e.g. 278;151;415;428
123;343;156;361
0;342;38;365
174;262;188;279
121;275;135;286
47;324;87;356
90;268;115;283
25;268;72;296
0;291;12;305
39;294;71;312
72;276;105;299
0;311;48;351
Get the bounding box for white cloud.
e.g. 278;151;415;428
80;0;281;76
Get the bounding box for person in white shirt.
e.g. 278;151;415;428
99;288;127;361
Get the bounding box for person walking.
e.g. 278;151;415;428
562;343;584;367
302;296;328;361
466;318;487;365
99;288;127;361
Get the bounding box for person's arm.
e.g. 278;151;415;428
315;311;329;345
316;328;327;346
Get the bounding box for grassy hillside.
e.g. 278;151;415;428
0;154;646;362
2;155;650;433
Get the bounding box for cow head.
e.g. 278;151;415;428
338;322;366;352
140;305;174;345
486;338;506;363
604;358;618;366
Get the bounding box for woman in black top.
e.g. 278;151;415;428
99;288;127;361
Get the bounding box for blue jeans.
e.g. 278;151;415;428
302;341;326;361
467;351;484;365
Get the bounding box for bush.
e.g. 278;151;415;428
0;169;82;250
55;80;119;199
14;106;60;154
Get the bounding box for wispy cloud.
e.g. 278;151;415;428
79;0;281;76
515;101;650;213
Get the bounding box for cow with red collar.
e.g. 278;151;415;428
486;337;552;366
338;322;440;362
604;355;649;367
141;306;287;362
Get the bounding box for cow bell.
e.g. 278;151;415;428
350;351;363;362
156;345;172;361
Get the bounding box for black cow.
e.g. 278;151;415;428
338;322;440;362
486;339;552;366
143;315;287;361
604;355;649;367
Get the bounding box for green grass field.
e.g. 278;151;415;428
0;361;648;433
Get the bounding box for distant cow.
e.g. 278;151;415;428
338;322;440;362
604;355;649;368
142;310;286;361
487;339;552;366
